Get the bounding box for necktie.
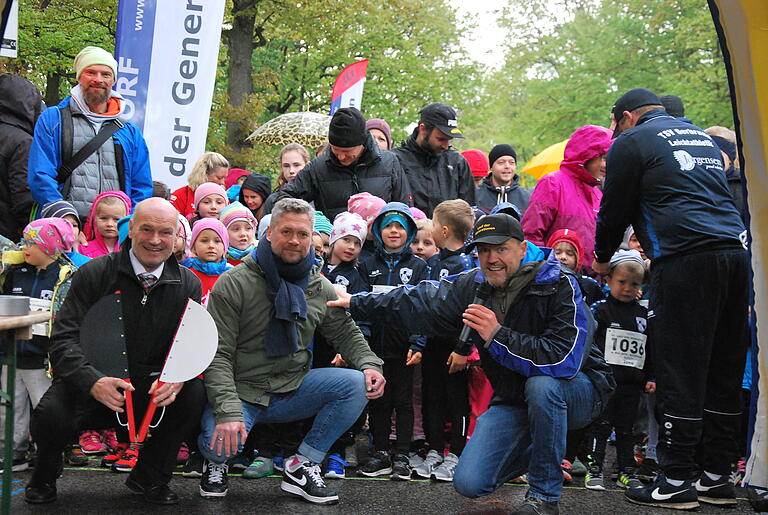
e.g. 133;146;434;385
137;272;157;293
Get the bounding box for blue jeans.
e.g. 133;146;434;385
454;373;601;502
199;368;368;465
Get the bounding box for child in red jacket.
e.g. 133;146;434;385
181;218;232;306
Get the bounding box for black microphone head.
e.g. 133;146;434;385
476;281;493;300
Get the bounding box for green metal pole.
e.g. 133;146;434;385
1;330;17;515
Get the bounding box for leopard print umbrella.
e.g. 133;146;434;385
246;111;331;148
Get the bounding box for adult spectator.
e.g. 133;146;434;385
366;118;392;150
393;103;475;217
28;46;152;222
476;144;532;215
265;108;412;221
0;74;42;240
25;198;205;505
198;198;385;505
706;126;746;221
330;213;613;514
660;94;692;123
461;149;489;188
594;88;749;510
169;151;229;218
521;125;612;269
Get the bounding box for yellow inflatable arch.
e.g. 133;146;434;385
709;0;768;489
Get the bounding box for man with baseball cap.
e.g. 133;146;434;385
595;88;749;509
265;107;412;221
329;213;612;514
28;45;152;222
393;102;475;217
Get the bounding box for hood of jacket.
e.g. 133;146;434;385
82;191;132;257
0;74;43;135
371;201;418;252
239;173;272;207
560;125;613;186
400;128;442;167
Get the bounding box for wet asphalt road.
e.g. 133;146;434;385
8;461;757;514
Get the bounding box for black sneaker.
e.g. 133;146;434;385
390;453;411;481
512;494;559;514
0;456;29;473
636;458;659;482
183;451;204;478
359;451;392;477
694;472;737;506
281;456;339;505
616;467;643;489
625;474;699;510
199;460;228;498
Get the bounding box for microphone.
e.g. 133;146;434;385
459;281;493;345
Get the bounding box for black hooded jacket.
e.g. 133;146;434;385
392;130;476;217
475;174;532;215
265;132;412;221
0;74;42;239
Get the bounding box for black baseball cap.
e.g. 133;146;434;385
466;214;525;252
419;102;464;139
611;88;662;138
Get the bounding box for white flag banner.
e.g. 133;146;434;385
115;0;225;189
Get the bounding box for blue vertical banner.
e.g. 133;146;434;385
114;0;157;130
115;0;225;189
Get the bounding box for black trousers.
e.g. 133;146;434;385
369;358;413;454
650;249;749;479
421;343;469;456
585;381;644;470
30;376;205;485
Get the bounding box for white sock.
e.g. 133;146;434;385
666;478;684;486
286;454;309;472
704;471;723;481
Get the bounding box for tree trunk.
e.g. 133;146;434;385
44;70;63;108
225;0;257;154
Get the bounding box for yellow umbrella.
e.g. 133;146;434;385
519;139;568;180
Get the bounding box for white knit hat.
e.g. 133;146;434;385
330;212;367;245
73;46;118;79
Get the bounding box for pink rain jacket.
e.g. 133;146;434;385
521;125;612;267
81;190;132;258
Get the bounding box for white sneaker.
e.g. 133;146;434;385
413;449;443;479
408;452;425;469
431;453;459;482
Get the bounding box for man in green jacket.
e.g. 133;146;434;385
198;198;385;505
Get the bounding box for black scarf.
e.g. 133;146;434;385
254;238;314;357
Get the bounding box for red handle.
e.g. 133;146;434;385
123;379;137;444
136;380;163;442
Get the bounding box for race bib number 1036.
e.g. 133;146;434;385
604;328;646;370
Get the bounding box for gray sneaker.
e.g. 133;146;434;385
408;452;424;469
584;466;605;491
431;453;459;482
413;449;443;479
242;455;274;479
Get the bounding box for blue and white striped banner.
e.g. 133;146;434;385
115;0;224;189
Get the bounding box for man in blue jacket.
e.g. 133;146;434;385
28;46;152;222
593;88;749;510
331;214;613;515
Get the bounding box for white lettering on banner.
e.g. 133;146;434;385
604;327;647;370
140;0;224;187
117;57;140;120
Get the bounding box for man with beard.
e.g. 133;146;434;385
28;46;152;222
393;103;475;217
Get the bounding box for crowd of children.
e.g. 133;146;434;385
0;159;748;500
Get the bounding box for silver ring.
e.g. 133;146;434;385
217;437;224;441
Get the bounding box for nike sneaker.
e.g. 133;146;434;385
625;474;699;510
281;455;339;505
694;472;737;506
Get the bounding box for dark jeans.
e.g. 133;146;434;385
585;381;644;470
369;358;413;454
30;377;205;486
422;343;469;456
651;249;749;478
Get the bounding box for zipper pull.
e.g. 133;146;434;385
141;292;148;305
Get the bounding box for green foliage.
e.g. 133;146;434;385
460;0;734;167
